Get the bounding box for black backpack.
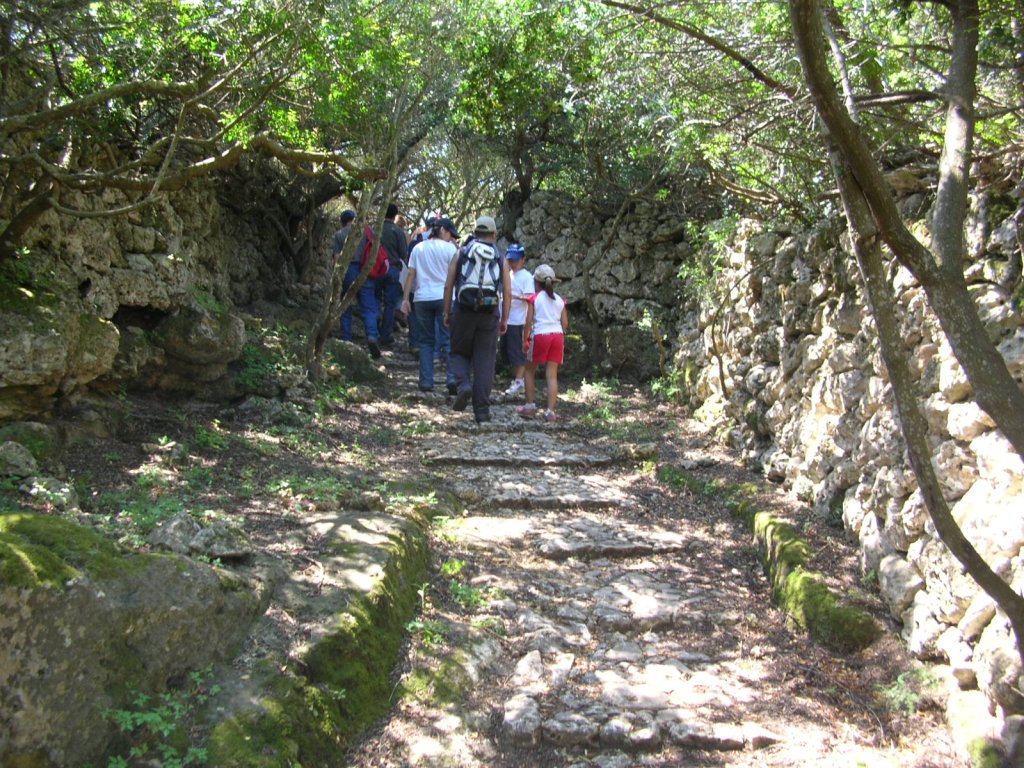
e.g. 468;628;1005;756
456;241;501;311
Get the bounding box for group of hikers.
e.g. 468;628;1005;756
331;205;569;423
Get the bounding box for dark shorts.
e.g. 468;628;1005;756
504;325;526;368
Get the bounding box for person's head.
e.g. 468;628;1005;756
340;209;356;226
506;243;525;270
434;217;458;242
385;202;399;220
533;263;557;298
473;215;497;242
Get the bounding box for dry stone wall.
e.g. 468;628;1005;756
0;160;328;420
516;187;1024;723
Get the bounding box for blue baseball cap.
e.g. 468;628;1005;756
506;244;525;260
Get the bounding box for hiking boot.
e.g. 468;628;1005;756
516;403;538;418
452;389;472;412
475;412;491;424
368;340;382;359
504;379;525;397
544;409;557;423
446;382;459;396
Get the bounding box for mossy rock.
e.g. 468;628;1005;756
325;339;388;385
753;510;879;653
0;422;63;463
0;512;133;589
968;737;1004;768
208;517;429;765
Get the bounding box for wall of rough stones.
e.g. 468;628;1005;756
514;186;1024;726
0;160;331;421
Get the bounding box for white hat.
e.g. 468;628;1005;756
474;215;497;234
534;264;557;282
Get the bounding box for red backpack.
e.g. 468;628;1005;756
361;226;390;279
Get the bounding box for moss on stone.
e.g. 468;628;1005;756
0;423;62;462
967;737;1004;768
753;509;878;653
0;512;134;589
208;517;430;766
399;647;476;708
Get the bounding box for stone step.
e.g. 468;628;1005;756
450;467;635;511
449;510;692;562
423;431;614;468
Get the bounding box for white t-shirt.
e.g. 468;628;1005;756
508;268;534;326
530;291;565;336
408;238;457;302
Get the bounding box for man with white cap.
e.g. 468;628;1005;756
443;215;512;424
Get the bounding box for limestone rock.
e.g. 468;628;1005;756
878;555;924;619
0;441;38;478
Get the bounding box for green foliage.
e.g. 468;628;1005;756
439;559;466;578
405;618;448;648
875;668;939;715
102;666;221;768
193;421;228;452
190;289;224;317
236;326;306;393
656;464;711;495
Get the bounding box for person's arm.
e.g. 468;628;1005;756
523;301;535;351
560;304;569;334
400;267;417;315
442;252;459;327
499;260;512;335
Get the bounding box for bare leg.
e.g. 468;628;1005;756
545;362;559;413
523;361;537;405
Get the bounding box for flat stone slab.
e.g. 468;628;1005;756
451;468;634;510
451;512;690;561
423;431;613;468
538;517;690;560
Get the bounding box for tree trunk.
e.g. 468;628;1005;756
789;0;1024;666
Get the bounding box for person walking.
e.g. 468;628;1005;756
516;263;568;422
375;203;409;349
331;209;357;265
401;217;459;393
338;209;386;358
500;243;533;398
443;215;512;424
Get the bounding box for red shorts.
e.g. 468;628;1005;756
531;333;564;364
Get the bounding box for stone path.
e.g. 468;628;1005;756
349;346;946;767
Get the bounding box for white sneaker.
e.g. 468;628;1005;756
504;379;525;396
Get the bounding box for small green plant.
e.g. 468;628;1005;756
439;559;467;578
102;666;221;767
401;421;435;438
449;581;489;609
191;288;224;316
656;464;708;494
876;668;939;715
471;616;506;635
183;467;215;491
431;515;461;544
861;569;878;589
405;618;447;648
369;426;399;447
193;421;228;452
